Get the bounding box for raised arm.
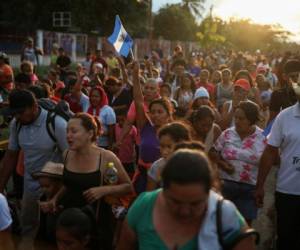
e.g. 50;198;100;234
132;61;148;129
117;56;129;85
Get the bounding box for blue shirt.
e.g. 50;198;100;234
8;108;68;193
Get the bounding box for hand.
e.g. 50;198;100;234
116;56;125;67
132;61;139;76
254;186;264;208
83;187;108;204
218;161;235;175
39;198;61;214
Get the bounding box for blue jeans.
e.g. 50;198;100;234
222;180;257;220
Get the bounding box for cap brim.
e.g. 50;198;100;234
31;172;62;180
234;84;249;91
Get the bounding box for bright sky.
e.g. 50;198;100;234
153;0;300;41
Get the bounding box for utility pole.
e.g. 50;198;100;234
148;0;153;51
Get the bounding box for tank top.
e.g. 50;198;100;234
140;122;160;164
60;151;102;209
216;83;233;108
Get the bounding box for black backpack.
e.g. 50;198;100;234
16;98;74;144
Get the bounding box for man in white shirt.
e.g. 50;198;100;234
255;60;300;250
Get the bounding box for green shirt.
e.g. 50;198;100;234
127;190;197;250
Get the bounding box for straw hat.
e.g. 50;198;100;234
32;162;64;179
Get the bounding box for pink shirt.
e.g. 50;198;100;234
214;126;267;185
115;124;137;163
127;101;149;145
127;101;149;122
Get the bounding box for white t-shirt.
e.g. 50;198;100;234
0;194;12;231
268;102;300;195
91;105;116;147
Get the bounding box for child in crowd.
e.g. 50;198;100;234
56;207;99;250
159;83;178;110
32;162;64;241
114;108;137;179
189;105;221;152
146;122;192;191
20;60;39;85
174;73;196;115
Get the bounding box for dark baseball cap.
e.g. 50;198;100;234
0;89;36;116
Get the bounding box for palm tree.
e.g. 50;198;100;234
181;0;205;19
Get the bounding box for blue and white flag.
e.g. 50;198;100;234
108;15;133;57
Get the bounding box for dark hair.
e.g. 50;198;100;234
149;97;173;117
27;85;47;99
115;107;128;117
105;76;120;86
162;149;212;193
171;59;187;70
190;105;215;124
56;206;99;250
234;70;253;87
236;101;260;125
174;141;205;151
15;73;31;84
158;122;191;142
110;68;121;79
182;73;196;93
160;83;172;93
72;113;101;142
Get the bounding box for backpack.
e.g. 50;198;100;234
216;198;260;249
16;98;74;145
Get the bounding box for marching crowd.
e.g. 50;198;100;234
0;37;300;250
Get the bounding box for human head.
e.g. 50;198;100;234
105;76;122;95
95;49;102;58
143;78;159;102
14;73;32;89
89;87;108;109
115;107;127;127
93;63;103;74
2;89;38;125
67;113;101;150
20;61;34;75
199;69;210;83
192;87;210;109
171;59;186;76
190;106;215;138
182;73;196;91
0;52;9;65
284;60;300;94
56;207;97;250
32;162;63;198
160;83;172;98
58;47;65;56
234;101;259;134
221;68;232;83
233;79;250;101
158;122;191;159
26;37;34;47
234;70;253;87
161;150;212;223
211;70;222;84
149;98;173;127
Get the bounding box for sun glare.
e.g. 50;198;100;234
213;0;300;40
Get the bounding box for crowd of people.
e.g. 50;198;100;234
0;36;300;250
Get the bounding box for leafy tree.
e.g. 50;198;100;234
153;3;198;41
